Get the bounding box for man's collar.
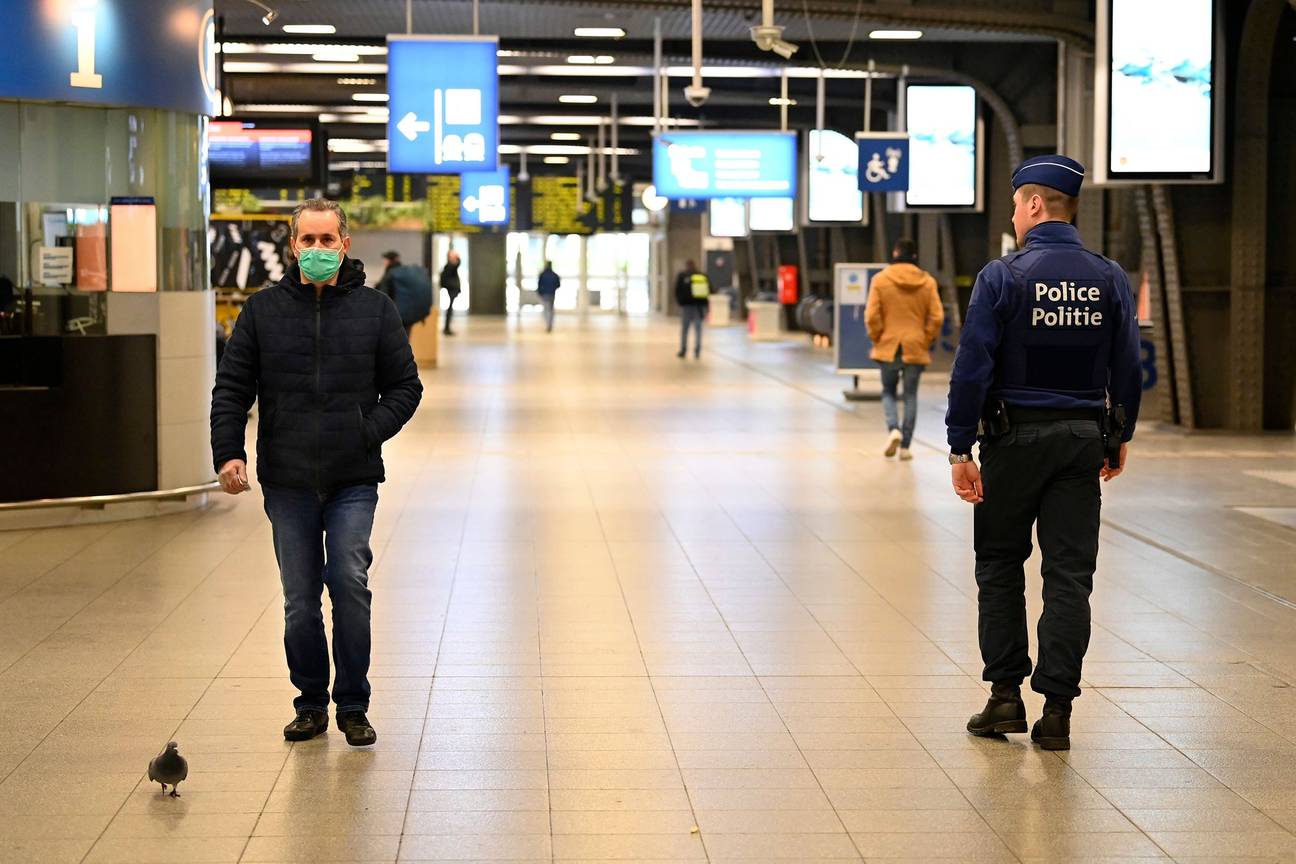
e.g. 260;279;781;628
1025;220;1081;245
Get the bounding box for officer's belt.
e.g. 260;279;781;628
1007;406;1101;423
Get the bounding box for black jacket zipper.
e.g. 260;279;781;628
314;293;322;493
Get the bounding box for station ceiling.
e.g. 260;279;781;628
212;0;1087;175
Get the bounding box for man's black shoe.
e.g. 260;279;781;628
1031;698;1071;750
283;709;328;742
967;682;1028;737
337;711;378;747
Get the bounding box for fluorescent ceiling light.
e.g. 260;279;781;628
567;55;596;64
544;156;571;164
574;27;625;38
221;42;386;55
769;97;797;106
282;24;336;34
313;51;359;62
559;94;598;104
223;61;386;74
869;29;923;40
352;93;389;102
551;132;582;140
567;55;615;64
337;77;377;85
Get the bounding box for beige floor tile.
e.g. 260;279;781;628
241;834;401;862
397;833;551;860
82;836;248;864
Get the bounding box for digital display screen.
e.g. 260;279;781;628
807;130;863;223
748;197;794;232
1107;0;1214;177
209;122;316;184
905;85;979;208
708;198;748;238
109;198;157;293
653;131;797;200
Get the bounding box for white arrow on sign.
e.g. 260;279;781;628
397;111;431;142
463;196;479;213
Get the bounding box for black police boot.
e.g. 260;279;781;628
283;708;328;742
967;682;1028;737
337;710;378;747
1031;697;1072;751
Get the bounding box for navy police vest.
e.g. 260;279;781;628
990;225;1120;404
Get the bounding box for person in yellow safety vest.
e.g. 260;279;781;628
675;260;709;359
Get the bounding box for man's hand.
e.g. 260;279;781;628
1101;443;1129;482
218;459;251;495
951;460;984;504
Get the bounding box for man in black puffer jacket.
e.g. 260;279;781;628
210;199;422;747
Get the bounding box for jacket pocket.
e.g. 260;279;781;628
356;404;376;451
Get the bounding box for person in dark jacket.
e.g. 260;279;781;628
674;259;709;359
377;250;434;336
439;249;461;336
210;198;422;747
536;261;560;333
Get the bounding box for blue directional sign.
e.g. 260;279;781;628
855;133;910;193
387;36;499;174
460;167;510;226
652;131;796;200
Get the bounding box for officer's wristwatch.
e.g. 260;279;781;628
948;452;973;465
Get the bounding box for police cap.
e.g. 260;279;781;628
1011;154;1085;198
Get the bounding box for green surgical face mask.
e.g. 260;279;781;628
297;247;342;283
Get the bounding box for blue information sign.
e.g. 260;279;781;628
0;0;215;115
652;131;796;200
460;167;510;226
387;36;499;174
855;133;911;193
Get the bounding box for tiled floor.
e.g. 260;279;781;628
3;313;1296;863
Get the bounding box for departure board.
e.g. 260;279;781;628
525;177;591;235
425;176;479;234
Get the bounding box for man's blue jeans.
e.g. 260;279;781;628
262;483;378;714
880;358;924;449
680;305;704;356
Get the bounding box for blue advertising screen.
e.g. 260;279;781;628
1107;0;1215;178
652;132;796;199
460;167;511;226
905;85;979;208
388;37;499;174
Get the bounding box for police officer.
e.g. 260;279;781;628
946;155;1142;751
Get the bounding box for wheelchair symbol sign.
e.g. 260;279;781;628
856;134;910;193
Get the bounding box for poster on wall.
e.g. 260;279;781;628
1094;0;1221;183
210;218;291;289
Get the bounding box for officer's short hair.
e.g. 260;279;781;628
1017;183;1079;221
893;238;918;260
290;198;350;239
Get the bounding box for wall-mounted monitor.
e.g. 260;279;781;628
707;198;749;238
805;129;864;224
903;85;983;211
1094;0;1222;184
209;119;322;187
748;196;795;233
653;131;797;200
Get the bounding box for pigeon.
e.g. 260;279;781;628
147;741;188;798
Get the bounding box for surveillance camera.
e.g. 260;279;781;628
771;38;799;59
750;24;781;51
683;84;711;108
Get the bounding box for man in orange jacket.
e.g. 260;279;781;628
865;239;945;460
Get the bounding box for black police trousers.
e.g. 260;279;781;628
974;418;1104;700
